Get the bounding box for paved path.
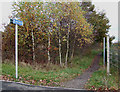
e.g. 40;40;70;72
60;54;101;89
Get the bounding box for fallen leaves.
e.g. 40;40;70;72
1;74;61;87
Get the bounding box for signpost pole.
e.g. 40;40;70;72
10;18;23;78
15;23;18;79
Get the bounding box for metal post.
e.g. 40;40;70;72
107;36;110;75
0;32;2;77
15;23;18;78
103;37;105;69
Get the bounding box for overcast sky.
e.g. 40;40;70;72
0;0;119;42
92;0;118;43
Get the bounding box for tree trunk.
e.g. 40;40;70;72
59;27;62;66
65;23;70;66
31;29;35;62
71;33;76;60
48;29;51;62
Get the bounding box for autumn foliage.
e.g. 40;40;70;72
2;2;108;66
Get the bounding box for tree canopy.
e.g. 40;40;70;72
80;1;111;42
2;1;111;66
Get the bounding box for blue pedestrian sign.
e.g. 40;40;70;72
11;19;23;26
13;19;23;26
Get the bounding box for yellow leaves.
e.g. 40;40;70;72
25;2;27;4
75;27;78;30
49;32;52;35
53;23;57;27
63;36;67;41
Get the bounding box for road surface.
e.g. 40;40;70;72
0;80;91;92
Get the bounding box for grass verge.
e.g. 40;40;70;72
2;49;101;87
84;57;119;90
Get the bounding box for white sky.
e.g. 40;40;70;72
92;1;118;42
0;0;119;42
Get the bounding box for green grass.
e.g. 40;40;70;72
85;57;119;90
2;49;101;86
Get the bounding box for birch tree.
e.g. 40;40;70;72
50;2;65;66
3;2;94;66
12;2;46;62
55;3;64;66
64;2;93;65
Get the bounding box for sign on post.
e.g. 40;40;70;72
10;18;23;78
13;19;23;26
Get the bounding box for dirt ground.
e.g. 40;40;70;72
60;54;101;89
